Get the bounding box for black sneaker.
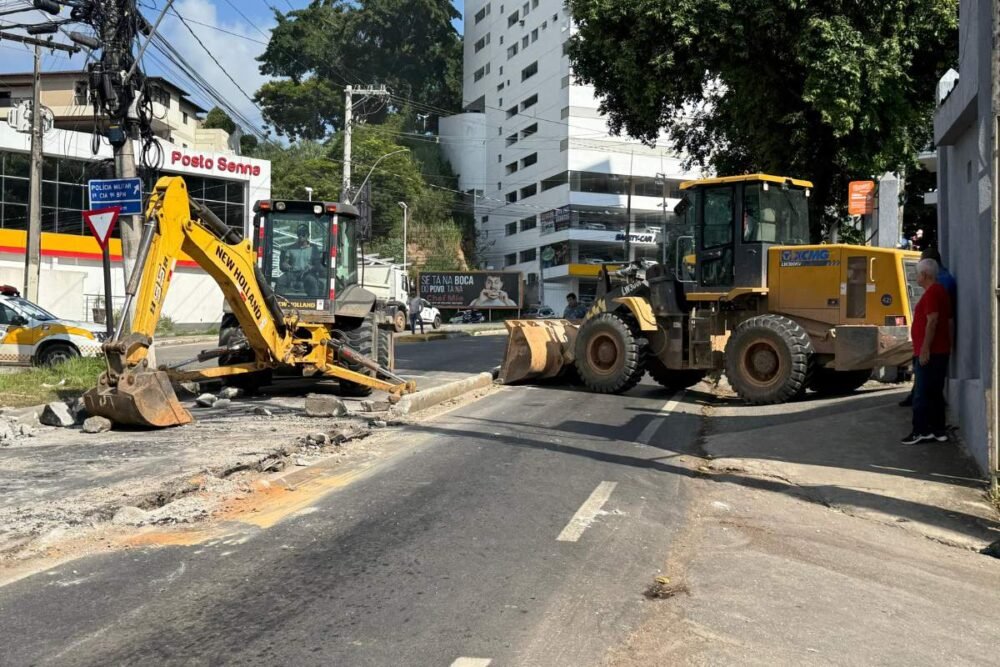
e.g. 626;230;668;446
898;395;913;407
901;432;932;445
931;432;950;443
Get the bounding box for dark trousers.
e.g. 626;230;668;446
913;354;949;434
410;314;423;334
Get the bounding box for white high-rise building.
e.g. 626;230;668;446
441;0;700;309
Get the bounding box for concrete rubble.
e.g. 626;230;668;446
39;402;74;428
304;394;348;418
195;393;217;407
82;416;112;434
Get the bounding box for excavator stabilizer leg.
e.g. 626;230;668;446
84;369;193;428
500;319;579;384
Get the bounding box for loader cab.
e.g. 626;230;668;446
253;199;374;323
675;175;813;292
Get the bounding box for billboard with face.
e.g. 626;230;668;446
418;271;524;309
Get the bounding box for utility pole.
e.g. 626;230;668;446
24;45;43;303
341;84;392;201
398;201;409;272
0;31;79;301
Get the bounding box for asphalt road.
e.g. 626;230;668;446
0;376;702;665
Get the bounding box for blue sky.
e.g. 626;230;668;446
1;0;466;132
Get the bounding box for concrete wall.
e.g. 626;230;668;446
933;0;995;475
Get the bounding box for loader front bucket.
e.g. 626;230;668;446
500;319;579;384
83;369;193;428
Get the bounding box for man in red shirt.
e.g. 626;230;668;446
902;258;953;444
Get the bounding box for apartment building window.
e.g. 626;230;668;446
464;95;486;113
498;154;503;162
73;81;88;105
497;82;505;92
474;64;491;82
560;138;569;151
506;105;517;118
562;42;570;56
504;253;518;267
182;112;189;125
560;106;570;119
505;222;518;236
506;191;518;203
507;44;518;59
541;171;569;191
531;28;539;43
151;85;170;107
561;75;570;89
521;61;538;81
507;10;519;27
570;171;629;194
506;133;518;147
520;94;538;111
474;34;490;53
521;153;538;168
520;123;538;139
522;2;529;15
520;184;538;199
505;161;519;175
520;215;537;231
532;0;539;8
474;3;491;24
520;248;536;263
522;35;529;48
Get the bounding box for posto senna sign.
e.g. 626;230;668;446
418;271;524;309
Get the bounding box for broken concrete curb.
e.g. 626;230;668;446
305;394;348;418
39;402;75;428
391;372;495;416
396;329;507;345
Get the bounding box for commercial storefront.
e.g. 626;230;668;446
0;124;269;325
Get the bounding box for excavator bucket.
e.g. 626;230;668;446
501;319;580;384
83;369;193;428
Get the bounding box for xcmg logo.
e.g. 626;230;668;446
780;249;833;267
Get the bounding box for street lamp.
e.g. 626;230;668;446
398;201;409;272
350;148;410;204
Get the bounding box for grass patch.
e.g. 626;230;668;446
0;357;106;407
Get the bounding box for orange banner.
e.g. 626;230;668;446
848;180;876;216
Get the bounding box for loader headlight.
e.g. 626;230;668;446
275;201;286;211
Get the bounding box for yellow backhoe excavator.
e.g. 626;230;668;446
503;174;921;404
84;176;415;428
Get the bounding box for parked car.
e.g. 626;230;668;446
460;310;486;324
449;310;471;324
522;306;557;319
0;285;107;366
416;299;442;329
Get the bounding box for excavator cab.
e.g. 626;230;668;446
253;199;375;323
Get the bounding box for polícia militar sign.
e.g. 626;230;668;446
780;249;834;267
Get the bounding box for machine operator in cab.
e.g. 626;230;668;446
278;224;324;296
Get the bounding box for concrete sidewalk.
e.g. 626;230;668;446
608;384;1000;666
698;384;998;550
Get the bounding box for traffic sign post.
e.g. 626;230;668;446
88;178;144;216
83;207;121;338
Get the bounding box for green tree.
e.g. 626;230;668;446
568;0;958;238
256;0;462;140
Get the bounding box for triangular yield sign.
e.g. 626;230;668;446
83;207;121;249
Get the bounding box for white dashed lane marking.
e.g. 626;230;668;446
636;392;683;445
450;658;492;667
556;481;618;542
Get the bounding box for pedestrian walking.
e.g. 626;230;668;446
901;258;952;445
900;247;956;407
408;295;424;335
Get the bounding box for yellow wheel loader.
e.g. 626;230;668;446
83;176;415;428
502;174;922;404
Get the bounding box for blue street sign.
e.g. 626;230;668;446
88;178;144;216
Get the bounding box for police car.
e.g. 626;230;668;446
0;285;107;366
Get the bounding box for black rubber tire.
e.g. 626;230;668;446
337;316;377;397
377;327;392;369
432;315;442;330
37;342;79;366
218;313;270;395
573;312;647;394
647;358;707;391
725;315;813;405
809;368;871;396
393;310;407;333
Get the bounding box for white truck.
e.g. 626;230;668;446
360;256;441;332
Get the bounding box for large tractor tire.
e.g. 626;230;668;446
393;309;407;333
809;368;871;396
218;313;271;394
336;315;391;397
725;315;813;405
573;312;647;394
647;358;707;392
